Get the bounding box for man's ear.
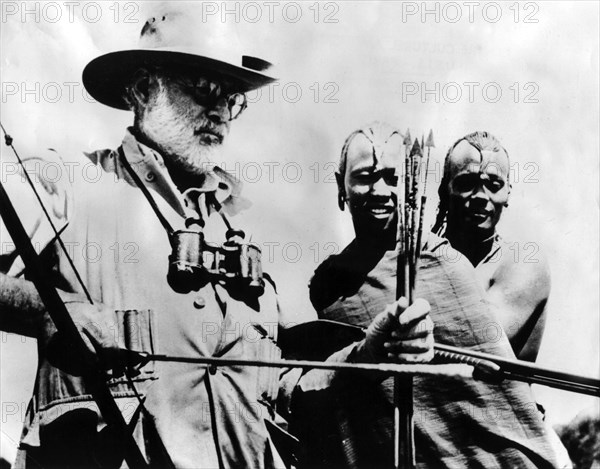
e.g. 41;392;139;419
505;182;512;207
335;172;346;211
128;69;153;109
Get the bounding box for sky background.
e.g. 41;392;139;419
1;0;599;462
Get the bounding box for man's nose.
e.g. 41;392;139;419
207;97;229;124
471;181;491;200
371;177;392;196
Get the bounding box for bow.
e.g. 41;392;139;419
0;124;150;469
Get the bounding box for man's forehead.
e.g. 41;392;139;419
346;132;403;169
447;140;509;177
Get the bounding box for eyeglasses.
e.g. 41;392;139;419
179;76;248;121
153;66;248;121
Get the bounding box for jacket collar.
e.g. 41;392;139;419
86;128;250;221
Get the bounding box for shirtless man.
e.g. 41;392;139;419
432;131;571;466
286;123;560;468
432;131;549;362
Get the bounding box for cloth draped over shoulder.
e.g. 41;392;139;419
291;234;560;469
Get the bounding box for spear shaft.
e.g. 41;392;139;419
394;136;422;469
415;131;435;265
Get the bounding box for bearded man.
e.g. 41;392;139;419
0;8;285;469
286;123;561;468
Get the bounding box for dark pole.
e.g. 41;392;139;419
0;172;149;469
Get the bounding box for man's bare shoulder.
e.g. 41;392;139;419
479;236;551;302
479;237;551;361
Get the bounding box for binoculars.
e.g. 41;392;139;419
166;229;265;296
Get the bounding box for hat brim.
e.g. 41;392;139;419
83;49;277;111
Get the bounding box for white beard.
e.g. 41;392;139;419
138;87;226;175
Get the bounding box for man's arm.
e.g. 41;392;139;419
0;274;46;337
482;246;550;362
0;152;72;335
284;298;433;400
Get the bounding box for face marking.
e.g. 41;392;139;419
446;140;510;234
341;130;403;231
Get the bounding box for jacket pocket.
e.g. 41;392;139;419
108;309;157;387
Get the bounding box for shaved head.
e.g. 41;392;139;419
336;122;403;239
434;131;511;237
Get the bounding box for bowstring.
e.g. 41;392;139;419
1;123;169;465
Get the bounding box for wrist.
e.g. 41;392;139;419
351;339;378;364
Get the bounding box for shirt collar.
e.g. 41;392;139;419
120;128;188;217
113;129;250;220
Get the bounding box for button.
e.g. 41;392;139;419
193;296;206;309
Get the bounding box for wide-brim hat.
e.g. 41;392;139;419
83;9;276;110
